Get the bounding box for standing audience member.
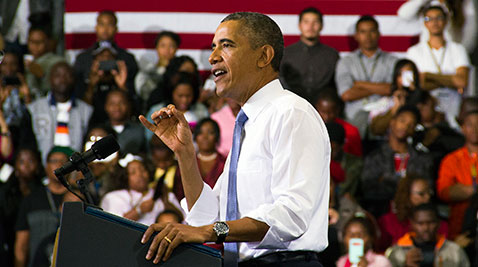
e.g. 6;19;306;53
73;10;138;106
315;89;363;157
337;215;392;267
14;146;73;267
0;147;43;266
0;50;37;151
135;31;181;102
335;15;398;137
378;175;448;252
406;3;470;130
325;122;363;199
100;154;182;225
103;89;146;155
280;7;339;104
361;105;433;217
436;107;478;239
24;14;65;98
386;203;470;267
210;98;240;157
28;62;93;163
398;0;477;54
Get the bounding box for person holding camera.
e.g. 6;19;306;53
0;50;36;155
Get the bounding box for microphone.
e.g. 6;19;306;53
54;134;120;177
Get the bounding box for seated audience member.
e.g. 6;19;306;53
27;62;93;163
316;89;362;157
326;122;363;199
0;147;43;266
0;50;37;151
84;41;134;125
74;10;138;104
135;31;181;102
398;0;477;54
279;7;339;104
100;154;181;225
14;146;74;267
145;72;208;142
103;89;146;155
437;107;478;240
378;175;448;252
386;203;470;267
337;215;392;267
25;14;65;98
83;125;118;198
406;3;470;130
210;98;240;157
155;209;183;224
146;55;200;109
361;105;433;218
335;15;398;137
148;135;178;194
370;59;421;136
413;90;464;168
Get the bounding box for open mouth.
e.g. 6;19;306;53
212;69;227;81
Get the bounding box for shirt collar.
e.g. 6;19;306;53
242;79;282;123
356;48;383;59
48;92;76;107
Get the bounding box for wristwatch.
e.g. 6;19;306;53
213;221;229;244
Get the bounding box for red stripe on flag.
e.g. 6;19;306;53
65;33;419;52
65;0;406;15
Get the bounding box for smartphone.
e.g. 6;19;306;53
401;70;414;87
99;60;118;72
2;76;21;86
349;238;364;264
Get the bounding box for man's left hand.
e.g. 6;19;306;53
141;222;212;264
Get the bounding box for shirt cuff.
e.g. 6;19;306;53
184;182;219;226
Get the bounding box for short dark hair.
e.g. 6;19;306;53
221;12;284;72
98;10;118;25
28;12;53;39
155;31;181;48
193;118;221;144
355;15;379;31
299;7;323;24
166;71;201;107
422;4;448;19
410;203;439;221
394;104;421;124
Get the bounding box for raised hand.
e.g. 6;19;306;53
139;104;194;154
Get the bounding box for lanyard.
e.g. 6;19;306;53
358;51;381;82
427;42;446;74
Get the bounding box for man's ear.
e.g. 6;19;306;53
257;44;275;68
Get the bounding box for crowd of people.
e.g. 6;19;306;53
0;1;477;267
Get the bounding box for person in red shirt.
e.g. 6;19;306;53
315;89;362;157
437;109;478;239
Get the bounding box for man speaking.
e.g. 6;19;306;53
139;12;330;266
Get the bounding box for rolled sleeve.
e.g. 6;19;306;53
184;182;220;226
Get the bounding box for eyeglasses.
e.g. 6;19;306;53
424;16;445;22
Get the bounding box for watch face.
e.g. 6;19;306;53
214;222;229;235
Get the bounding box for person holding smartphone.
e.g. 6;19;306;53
337;215;392;267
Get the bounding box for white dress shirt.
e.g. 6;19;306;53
184;79;330;261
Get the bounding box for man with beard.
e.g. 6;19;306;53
280;7;339;104
361;105;433;218
27;62;93;163
387;203;469;267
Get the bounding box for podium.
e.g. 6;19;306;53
55;202;222;266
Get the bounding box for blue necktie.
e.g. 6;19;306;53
224;109;248;265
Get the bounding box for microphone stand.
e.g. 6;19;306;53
69;152;96;205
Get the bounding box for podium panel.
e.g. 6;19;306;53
55;202;222;267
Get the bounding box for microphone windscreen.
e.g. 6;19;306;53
92;134;120;159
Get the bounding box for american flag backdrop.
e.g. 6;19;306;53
64;0;421;73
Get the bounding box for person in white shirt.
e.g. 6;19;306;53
406;3;470;130
139;12;330;266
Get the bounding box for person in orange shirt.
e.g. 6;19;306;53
437;108;478;239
